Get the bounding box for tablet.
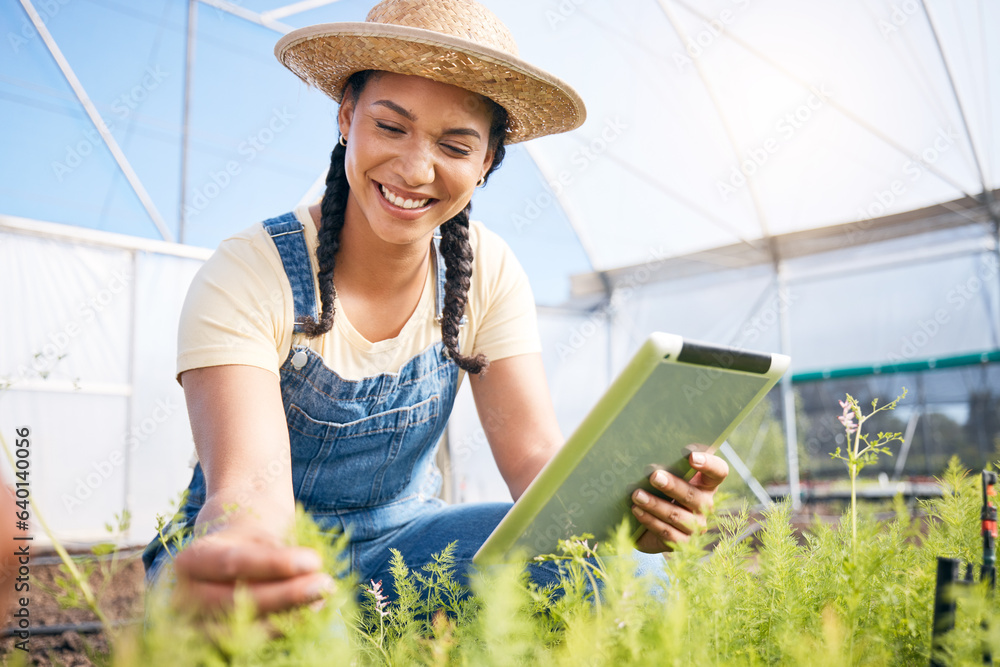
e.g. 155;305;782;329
473;332;790;564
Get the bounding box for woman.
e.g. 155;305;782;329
142;0;729;616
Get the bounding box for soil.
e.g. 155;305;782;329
0;551;145;667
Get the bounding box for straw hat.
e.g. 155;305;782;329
274;0;586;144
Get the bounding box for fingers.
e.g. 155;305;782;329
629;454;729;553
175;570;335;616
643;468;714;514
633;522;685;554
631;485;704;535
175;537;323;583
687;451;730;492
631;489;705;553
172;532;332;617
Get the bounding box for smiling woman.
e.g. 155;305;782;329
138;0;730;621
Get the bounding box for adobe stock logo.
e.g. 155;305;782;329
545;0;588;29
7;0;70;54
10;269;132;383
850;126;959;227
511;116;628;234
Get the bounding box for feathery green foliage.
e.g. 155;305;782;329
30;460;1000;666
30;392;1000;666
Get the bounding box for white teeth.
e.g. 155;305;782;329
380;184;429;209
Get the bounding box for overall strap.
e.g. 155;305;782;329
263;212;318;334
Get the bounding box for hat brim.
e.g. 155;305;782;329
275;22;586;144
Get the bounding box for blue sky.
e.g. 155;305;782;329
0;0;592;305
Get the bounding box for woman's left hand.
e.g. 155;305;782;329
631;451;729;553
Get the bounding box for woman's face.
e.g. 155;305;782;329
338;72;496;248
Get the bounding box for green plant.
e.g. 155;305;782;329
17;392;1000;666
15;459;1000;666
829;388;908;555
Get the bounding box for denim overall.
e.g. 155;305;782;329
142;212;522;596
141;212;667;602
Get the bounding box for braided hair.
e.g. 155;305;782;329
299;70;509;375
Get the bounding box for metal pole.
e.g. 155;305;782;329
122;251;138;542
606;284;615;388
179;0;198;245
917;373;934;476
892;410;921;482
196;0;295;33
776;264;801;510
992;208;1000;352
18;0;173;242
719;441;773;507
262;0;344;22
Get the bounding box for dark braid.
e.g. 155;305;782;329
439;204;487;373
299;139;348;337
437;101;507;374
299;72;374;337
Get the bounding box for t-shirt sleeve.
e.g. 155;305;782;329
469;223;542;361
175;230;290;385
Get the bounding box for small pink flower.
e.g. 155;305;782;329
838;400;858;434
369;579;389;617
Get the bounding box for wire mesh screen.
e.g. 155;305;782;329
795;362;1000;481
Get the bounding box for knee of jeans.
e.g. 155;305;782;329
145;552;167;589
470;558;583;597
507;552;670;601
630;551;671;599
142;555;178;634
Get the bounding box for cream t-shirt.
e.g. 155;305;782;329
176;204;541;388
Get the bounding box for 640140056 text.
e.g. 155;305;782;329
10;426;33;652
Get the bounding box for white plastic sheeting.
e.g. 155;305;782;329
2;215;998;534
0;222;205;545
510;0;999;267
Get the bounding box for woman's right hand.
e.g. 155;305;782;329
172;524;334;616
174;364;332;617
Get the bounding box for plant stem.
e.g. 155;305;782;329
850;419;863;557
850;461;857;557
583;564;601;617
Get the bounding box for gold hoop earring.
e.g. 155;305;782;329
339;135;347;147
477;176;486;187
